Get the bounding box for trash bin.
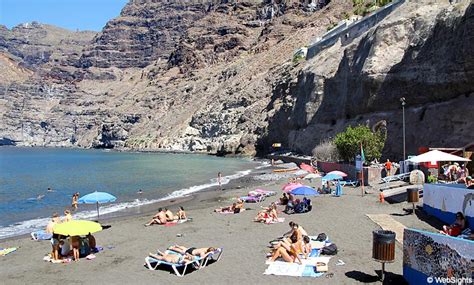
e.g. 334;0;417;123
372;230;396;262
407;188;419;203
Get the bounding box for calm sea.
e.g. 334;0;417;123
0;147;260;239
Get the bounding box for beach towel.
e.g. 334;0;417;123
265;217;285;224
0;247;17;256
264;257;330;277
163;219;189;226
216;209;246;215
31;230;52;241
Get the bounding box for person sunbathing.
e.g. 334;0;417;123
215;199;244;213
168;245;216;258
279;193;289;205
301;235;312;259
440;212;466;236
145;208;167;226
175;206;187;220
268;243;302;264
149;250;195;264
215;203;237;213
272;223;302;250
165;208;174;221
282;221;308;238
255;203;278;222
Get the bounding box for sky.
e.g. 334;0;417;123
0;0;129;31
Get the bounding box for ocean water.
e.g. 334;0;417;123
0;147;260;239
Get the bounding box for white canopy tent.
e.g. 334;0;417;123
407;150;471;164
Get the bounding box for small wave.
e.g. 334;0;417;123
0;169;253;239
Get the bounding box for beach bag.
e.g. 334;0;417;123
316;233;327;242
314;261;328;272
79;238;91;258
321;243;338;255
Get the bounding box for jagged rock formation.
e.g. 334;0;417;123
0;0;472;159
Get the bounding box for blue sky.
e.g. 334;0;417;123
0;0;129;31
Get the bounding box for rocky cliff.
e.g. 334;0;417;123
0;0;472;159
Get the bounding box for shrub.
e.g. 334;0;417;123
334;125;386;162
312;139;340;162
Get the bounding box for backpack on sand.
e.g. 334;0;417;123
321;243;338;255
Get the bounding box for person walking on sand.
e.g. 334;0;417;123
385;159;392;176
71;193;79;211
217;172;222;190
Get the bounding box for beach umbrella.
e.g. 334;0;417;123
300;163;316;173
407;150;470;163
78;191;116;221
291;186;319;196
328;170;348;177
282;183;304;192
53;220;102;236
323;173;343;181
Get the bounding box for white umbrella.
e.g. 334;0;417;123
407;150;470;163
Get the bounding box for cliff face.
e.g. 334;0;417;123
0;0;472;159
263;1;474;157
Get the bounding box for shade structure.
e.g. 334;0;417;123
323;173;343;181
407;150;471;163
291;186;319;196
53;220;102;236
328;170;348;177
78;191;116;221
282;183;304;192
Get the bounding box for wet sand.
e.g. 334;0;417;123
0;168;440;284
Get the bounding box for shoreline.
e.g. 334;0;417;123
0;165;441;284
0;161;271;242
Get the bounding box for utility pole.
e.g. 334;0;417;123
400;97;406;161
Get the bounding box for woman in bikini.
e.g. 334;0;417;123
149;250;195;264
268;242;302;264
175;206;187;220
167;245;216;258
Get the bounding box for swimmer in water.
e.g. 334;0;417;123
47;187;54;192
137;189;143;195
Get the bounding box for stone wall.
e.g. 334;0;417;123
306;0;405;59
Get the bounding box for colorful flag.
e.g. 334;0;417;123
360;143;365;162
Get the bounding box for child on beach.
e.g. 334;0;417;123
64;210;73;222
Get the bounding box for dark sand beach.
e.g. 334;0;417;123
0;168;439;284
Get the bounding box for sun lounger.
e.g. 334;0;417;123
381;173;410;183
339;180;359;187
31;230;53;240
145;250;200;277
240;195;265;203
199;247;223;268
252;189;276;197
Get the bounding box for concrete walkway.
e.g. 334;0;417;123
366;214;407;244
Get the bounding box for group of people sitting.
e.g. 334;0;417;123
214;198;244;214
267;221;311;264
148;245;216;264
278;193;312;214
255;202;279;223
145;207;187;226
49;233;96;263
